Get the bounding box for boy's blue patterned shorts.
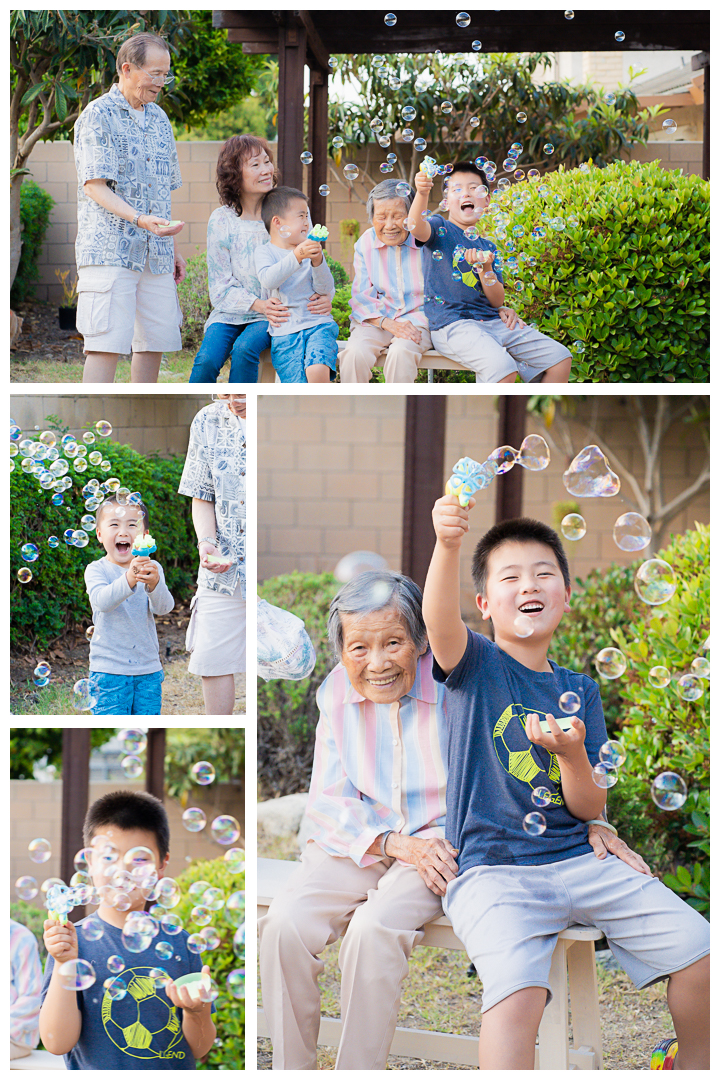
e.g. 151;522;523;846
271;322;339;382
90;669;164;716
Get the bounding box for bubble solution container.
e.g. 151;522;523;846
173;971;211;1002
538;716;575;734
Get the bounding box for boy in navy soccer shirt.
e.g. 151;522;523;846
408;161;572;383
422;503;709;1070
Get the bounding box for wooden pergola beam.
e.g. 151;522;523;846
494;397;527;524
402;398;447;588
61;728;91;922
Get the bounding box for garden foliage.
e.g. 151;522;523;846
10;429;197;652
11;180;54;305
257;572;340;797
177;249;213;350
10;727;116;779
493;160;709;382
173;857;245;1070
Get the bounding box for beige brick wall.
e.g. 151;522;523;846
259;395;710;618
24;138;704;300
10;779;244;911
9;394;211;457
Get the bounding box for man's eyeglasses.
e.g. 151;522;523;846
138;68;176;87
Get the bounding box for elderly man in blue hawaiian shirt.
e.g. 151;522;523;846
73;32;186;384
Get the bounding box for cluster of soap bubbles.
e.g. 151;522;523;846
15;763;246;1012
120;727;147;779
447;433;551;509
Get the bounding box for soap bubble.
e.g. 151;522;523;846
516;111;527;123
17;568;33;584
469;116;480;128
103;975;127;1000
161;912;184;934
82;431;95;445
662;118;677;135
328;56;338;70
613;512;651;552
81;915;105;941
558;691;581;714
119;729;146;754
224;849;245;875
155;940;173;960
472;39;482;50
124;847;155;873
531;787;552;808
379;163;393;174
384;12;397;26
85;625;95;641
543;143;554;155
107;955;125;974
122;755;143;779
73;678;98;712
514;614;534;638
191;760;215;785
599;740;626;768
523;812;546;836
488;445;517;474
101;460;111;471
331;135;344;150
651;772;687;810
189;880;212;901
691;656;710;679
95;420;112;437
343;163;359;181
34;662;51;685
225;891;246;927
277;226;291;239
563;445;620;498
227;969;246;999
561;514;586;541
200;926;222;950
401;106;416;123
594;647;626;680
387;153;398;165
182;808;207;832
604;92;616;105
319;184;330;197
21;543;39;562
211;815;241;845
634;559;676;605
677;674;703;702
456;11;471;26
517;434;550;471
16;875;39;900
648;665;671;688
482;272;497;287
395;181;412;198
615;30;625;42
72;530;89;548
432;250;443;261
300;151;313;165
592;763;618;789
565;9;574;18
187;934;207;954
59;959;96;991
414;138;427;152
121;925;153;954
203;887;225;912
29;838;52;864
80;514;96;530
441;101;453;114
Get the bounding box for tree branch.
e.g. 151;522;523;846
653;462;710;540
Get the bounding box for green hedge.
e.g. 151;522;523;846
177;249;213;351
11;425;198;652
494;159;709;382
11;180;55;306
257;572;339;797
173;857;245;1070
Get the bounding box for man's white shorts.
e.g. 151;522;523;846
76;262;182;354
185;583;246;677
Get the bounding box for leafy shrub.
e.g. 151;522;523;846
493;160;709;382
10;727;116;778
612;525;709;912
165;729;245;804
11;180;54;305
11;426;197;652
257;572;339;797
326;254;350;290
173;856;245;1070
332;283;352;341
10;899;48;964
177;249;213;351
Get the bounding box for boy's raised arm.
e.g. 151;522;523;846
406;170;434;243
423;494;475;675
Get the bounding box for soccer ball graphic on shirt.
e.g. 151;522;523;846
102;967;185;1060
493;703;564;805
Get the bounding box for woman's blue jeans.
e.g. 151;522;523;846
189;320;271;383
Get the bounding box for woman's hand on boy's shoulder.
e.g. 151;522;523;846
44;918;78;964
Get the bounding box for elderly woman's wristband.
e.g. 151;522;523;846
587;819;618;836
380;831;395;858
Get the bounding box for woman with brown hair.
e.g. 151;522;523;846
189;135;331;382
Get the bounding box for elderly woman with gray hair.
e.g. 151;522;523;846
258;570;648;1070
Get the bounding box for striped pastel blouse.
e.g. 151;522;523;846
10;919;42;1049
306;650;448;867
349;228;428;331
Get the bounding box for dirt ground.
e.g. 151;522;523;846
11;602;246;715
256;835;674;1071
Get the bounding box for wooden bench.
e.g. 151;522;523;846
257;856;604;1070
11;1049;66;1069
258;346;481;384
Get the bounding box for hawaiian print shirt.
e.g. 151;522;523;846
178;401;246;598
73;83;182;274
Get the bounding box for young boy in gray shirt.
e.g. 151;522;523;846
84;497;174;715
254;186;337;383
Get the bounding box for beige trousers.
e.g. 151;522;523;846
258;841;443;1070
338;323;432;383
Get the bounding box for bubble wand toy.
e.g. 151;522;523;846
46;883;74;925
131;532;157;557
307;224;329;242
445;436;552;507
419;155;441;177
445;457;492;506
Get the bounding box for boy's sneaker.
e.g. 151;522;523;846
651;1037;678;1070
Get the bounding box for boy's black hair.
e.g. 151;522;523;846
261;185;308;233
97;497;150;534
444;161;490;191
472;517;571;597
84;789;170;862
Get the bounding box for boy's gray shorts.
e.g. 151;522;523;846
431;319;571;382
443;851;709;1012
